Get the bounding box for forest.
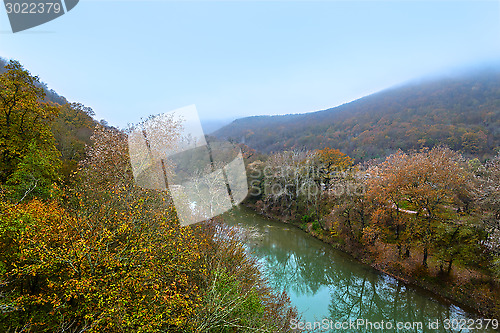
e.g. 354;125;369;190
214;68;500;162
1;57;499;331
244;146;500;318
216;67;500;319
0;60;298;332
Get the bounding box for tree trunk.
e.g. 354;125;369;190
447;258;453;275
423;247;428;267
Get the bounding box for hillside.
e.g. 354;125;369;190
0;59;299;332
214;68;500;160
0;58;98;180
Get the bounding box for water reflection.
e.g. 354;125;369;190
222;207;495;333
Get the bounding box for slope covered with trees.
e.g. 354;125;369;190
0;58;97;181
245;146;500;318
0;60;299;332
214;68;500;161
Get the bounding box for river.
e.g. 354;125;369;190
222;206;498;333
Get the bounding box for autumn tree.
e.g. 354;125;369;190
51;102;96;182
0;125;299;332
1;125;203;332
366;147;482;270
476;153;500;277
316;147;354;189
254;148;356;230
0;60;61;200
365;151;416;258
325;169;368;251
260;150;319;219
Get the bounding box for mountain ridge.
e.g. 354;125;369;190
214;67;500;160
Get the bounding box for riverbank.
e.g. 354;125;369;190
243;202;500;320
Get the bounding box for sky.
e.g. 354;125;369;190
1;0;500;130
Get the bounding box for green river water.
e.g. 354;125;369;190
222;207;498;333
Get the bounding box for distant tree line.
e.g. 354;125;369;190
215;70;500;161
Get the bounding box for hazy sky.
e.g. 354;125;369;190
1;1;499;129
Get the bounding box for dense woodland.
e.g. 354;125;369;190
1;56;499;331
245;146;500;317
219;68;500;318
214;68;500;161
0;60;298;332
